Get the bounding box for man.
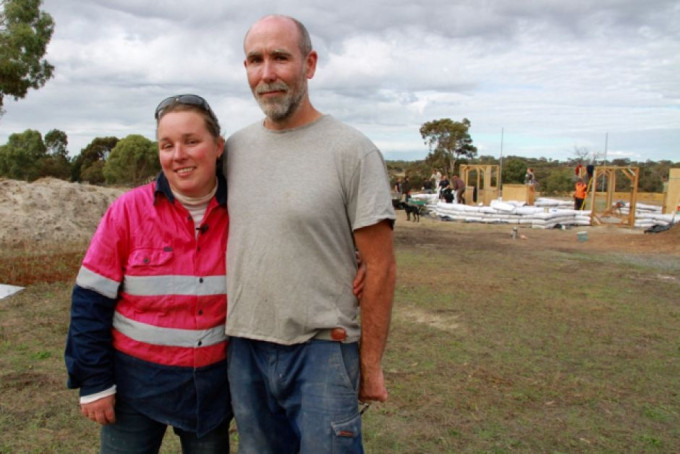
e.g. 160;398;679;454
224;14;396;454
393;176;403;198
451;174;466;205
401;175;411;202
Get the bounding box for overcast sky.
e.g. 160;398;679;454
1;0;678;162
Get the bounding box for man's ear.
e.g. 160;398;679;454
305;50;318;79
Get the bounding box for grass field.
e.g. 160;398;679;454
1;217;679;453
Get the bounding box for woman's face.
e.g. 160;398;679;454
157;110;224;198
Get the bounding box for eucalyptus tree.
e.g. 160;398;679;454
0;0;54;115
420;117;477;176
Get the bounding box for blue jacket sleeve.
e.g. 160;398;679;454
64;284;117;396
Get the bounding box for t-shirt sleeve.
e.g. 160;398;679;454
348;148;396;231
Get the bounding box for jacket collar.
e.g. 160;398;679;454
153;171;227;206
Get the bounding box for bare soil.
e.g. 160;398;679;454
0;177;125;247
393;209;680;256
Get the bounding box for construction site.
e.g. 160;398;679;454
408;166;679;232
2;174;679;453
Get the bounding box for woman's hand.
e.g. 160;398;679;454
81;394;116;425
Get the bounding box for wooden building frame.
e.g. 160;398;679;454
662;168;680;214
587;166;639;227
459;164;500;206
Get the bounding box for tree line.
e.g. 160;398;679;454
0;129;159;186
1;122;676;197
403;117;677;195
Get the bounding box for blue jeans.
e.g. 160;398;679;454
99;399;230;454
228;337;364;454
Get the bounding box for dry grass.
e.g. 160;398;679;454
0;242;88;286
362;216;680;453
1;217;679;452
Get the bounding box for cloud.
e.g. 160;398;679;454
1;0;678;162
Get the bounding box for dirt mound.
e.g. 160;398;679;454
0;178;126;247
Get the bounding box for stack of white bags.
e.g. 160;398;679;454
620;202;678;229
409;194;676;230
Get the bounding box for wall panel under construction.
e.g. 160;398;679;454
662;168;680;214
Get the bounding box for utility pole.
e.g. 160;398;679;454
601;132;608;191
499;128;504;197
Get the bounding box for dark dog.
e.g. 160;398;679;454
400;201;423;222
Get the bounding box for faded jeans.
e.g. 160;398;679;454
99;399;230;454
228;337;364;454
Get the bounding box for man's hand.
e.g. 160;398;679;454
359;363;389;402
81;394;116;425
353;220;396;404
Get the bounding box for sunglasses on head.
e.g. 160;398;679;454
154;94;217;121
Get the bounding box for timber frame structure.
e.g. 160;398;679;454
459;164;500;206
586;166;639;227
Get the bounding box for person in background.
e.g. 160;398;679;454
574;177;587;210
65;95;232;453
451;174;466;205
402;175;411;202
393;176;403;198
438;174;450;201
441;185;454;203
224;14;396;454
585;164;595;185
430;168;442;195
575;163;583;179
524;167;536;185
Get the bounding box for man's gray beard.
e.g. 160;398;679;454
255;83;307;122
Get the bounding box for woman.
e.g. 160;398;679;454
65;94;232;453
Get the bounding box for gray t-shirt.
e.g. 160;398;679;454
224;115;395;344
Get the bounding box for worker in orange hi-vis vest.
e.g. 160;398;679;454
574;178;587;210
